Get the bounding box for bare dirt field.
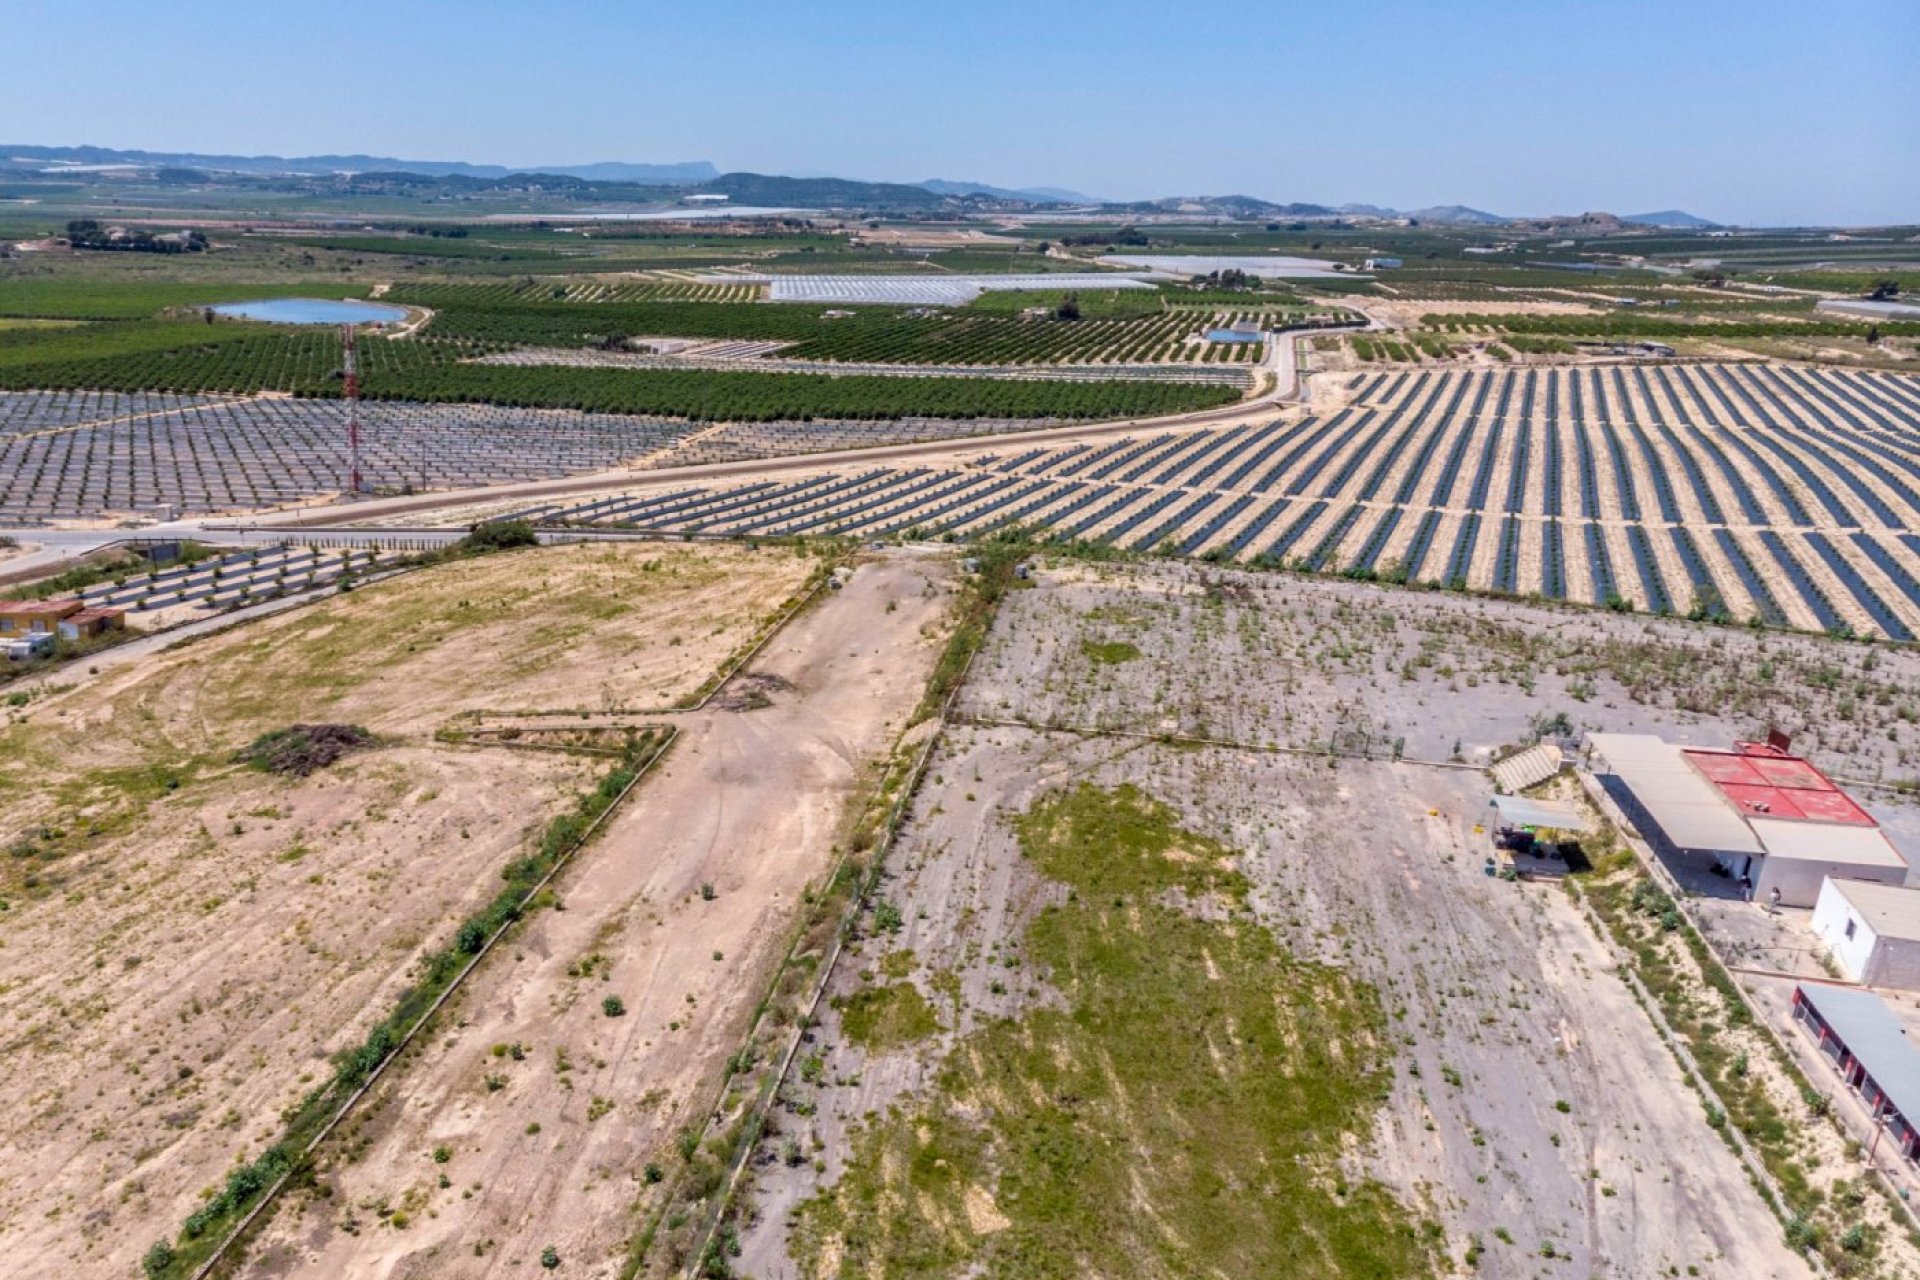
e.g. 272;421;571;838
718;558;1920;1279
0;541;815;1279
241;550;957;1279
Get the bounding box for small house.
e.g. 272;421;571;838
1813;879;1920;989
0;599;81;636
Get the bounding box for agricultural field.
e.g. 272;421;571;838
721;558;1920;1279
234;550;956;1279
538;363;1920;640
0;540;820;1278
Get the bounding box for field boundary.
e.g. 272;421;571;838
181;725;679;1280
669;554;1006;1278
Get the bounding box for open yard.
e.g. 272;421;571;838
0;540;816;1278
724;558;1920;1279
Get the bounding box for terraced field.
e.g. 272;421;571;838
531;363;1920;638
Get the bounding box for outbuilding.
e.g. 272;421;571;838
1813;878;1920;988
57;606;125;641
1792;983;1920;1164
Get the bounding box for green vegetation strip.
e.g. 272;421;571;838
791;783;1439;1280
144;725;674;1280
0;321;1238;420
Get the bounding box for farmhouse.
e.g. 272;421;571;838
1812;878;1920;988
1792;983;1920;1164
0;599;81;635
1587;734;1909;906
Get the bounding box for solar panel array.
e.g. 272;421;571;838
528;363;1920;640
0;395;696;520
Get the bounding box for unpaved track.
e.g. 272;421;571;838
250;553;956;1279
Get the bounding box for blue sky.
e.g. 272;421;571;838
4;0;1914;225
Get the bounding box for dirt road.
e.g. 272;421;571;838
246;552;956;1278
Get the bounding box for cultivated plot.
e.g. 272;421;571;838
0;542;813;1278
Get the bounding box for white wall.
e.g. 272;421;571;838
1813;878;1880;981
1759;856;1905;910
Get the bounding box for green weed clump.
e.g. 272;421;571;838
832;982;940;1052
791;784;1438;1280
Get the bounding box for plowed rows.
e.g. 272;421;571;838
541;363;1920;638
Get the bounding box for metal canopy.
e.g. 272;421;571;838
1587;733;1764;854
1799;984;1920;1125
1489;795;1591;831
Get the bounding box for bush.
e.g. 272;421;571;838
456;520;539;555
142;1241;176;1279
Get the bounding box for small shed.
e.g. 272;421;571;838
58;606;125;640
1813;879;1920;989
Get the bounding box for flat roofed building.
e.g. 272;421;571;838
1792;983;1920;1163
1587;733;1909;905
1813;879;1920;988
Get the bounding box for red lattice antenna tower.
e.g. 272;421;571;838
340;323;365;496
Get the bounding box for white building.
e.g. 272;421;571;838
1813;879;1920;989
1587;734;1910;907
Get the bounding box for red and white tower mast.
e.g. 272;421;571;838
340;323;365;496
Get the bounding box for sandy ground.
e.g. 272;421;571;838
0;542;814;1279
238;551;956;1279
728;560;1813;1278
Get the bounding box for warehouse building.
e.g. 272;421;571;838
1813;879;1920;989
1792;983;1920;1164
1587;734;1909;906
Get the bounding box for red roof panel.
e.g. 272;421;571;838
1682;747;1877;828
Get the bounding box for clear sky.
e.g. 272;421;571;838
4;0;1914;226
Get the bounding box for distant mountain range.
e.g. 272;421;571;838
0;144;1717;227
4;144;719;184
919;178;1104;204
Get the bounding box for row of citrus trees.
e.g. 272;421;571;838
0;321;1239;419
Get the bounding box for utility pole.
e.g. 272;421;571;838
341;323;365;497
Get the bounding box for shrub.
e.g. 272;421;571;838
233;723;373;776
457;520;539;555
